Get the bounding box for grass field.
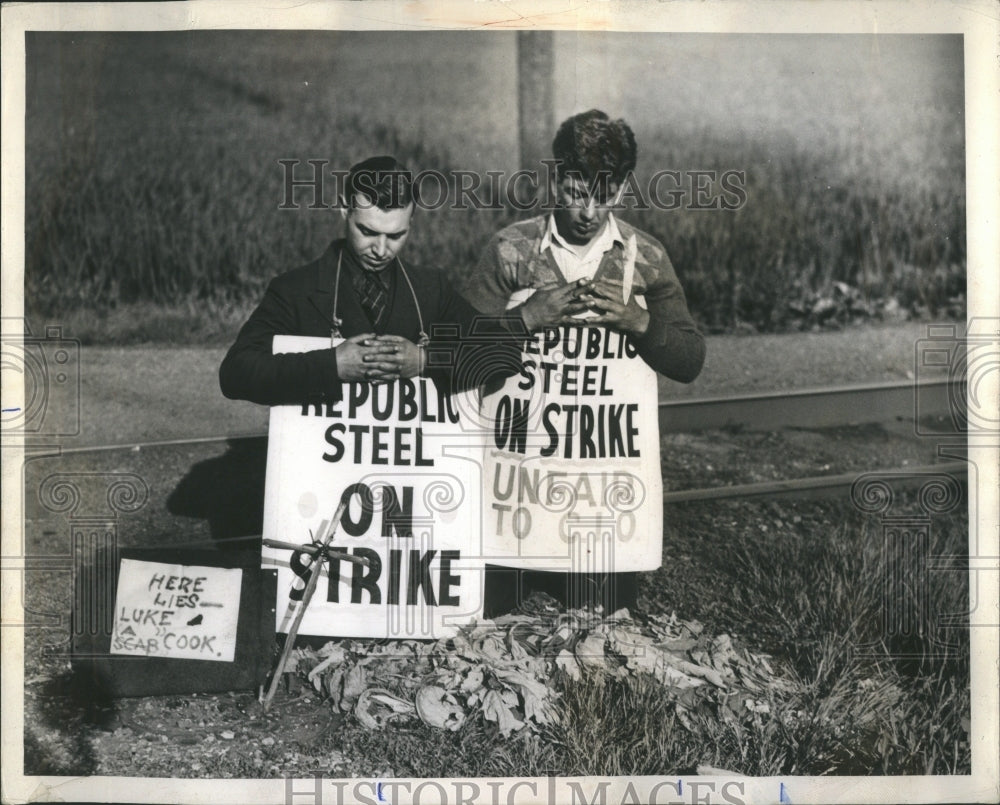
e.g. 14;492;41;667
24;32;965;342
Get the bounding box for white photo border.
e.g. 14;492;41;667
2;1;997;803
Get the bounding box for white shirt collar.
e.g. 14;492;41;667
540;212;624;257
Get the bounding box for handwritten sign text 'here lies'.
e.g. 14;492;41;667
111;559;242;662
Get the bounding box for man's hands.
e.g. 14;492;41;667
335;333;423;382
519;278;650;336
336;277;648;386
362;335;422;381
579;278;650;336
518;279;592;331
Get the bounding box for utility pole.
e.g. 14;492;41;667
517;31;555;197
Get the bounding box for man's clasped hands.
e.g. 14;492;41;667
338;276;648;382
336;333;424;382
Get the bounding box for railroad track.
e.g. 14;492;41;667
24;377;968;502
45;377;963;456
658;377;963;433
8;379;969;602
662;459;968;503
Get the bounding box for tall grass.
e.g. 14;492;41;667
617;498;971;776
24;32;965;342
713;510;969;774
311;500;969;777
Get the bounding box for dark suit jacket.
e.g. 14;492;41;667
219;240;523;406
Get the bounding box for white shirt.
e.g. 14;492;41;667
540;213;624;284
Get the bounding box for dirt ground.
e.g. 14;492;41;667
10;322;967;779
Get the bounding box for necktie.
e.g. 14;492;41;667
355;268;389;326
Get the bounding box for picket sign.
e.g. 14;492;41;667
262;336;484;639
478;288;663;573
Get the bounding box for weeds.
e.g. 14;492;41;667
19;31;971;777
311;500;970;778
628;498;971;776
550;671;704;776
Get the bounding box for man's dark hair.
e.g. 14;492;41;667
346;155;419;210
551;109;637;196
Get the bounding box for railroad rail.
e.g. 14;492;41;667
42;377;964;457
5;457;968;612
658;377;963;433
662;459;968;503
9;455;968;577
15;378;970;511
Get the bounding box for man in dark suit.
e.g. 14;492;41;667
220;155;522;406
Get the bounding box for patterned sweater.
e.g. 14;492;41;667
462;215;706;383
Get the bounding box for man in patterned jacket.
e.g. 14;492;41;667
462;109;706;616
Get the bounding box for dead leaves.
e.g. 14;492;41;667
281;608;795;737
479;690;524;736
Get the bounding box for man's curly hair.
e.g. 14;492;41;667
551;109;637;193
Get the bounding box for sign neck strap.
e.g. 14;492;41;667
331;248;429;347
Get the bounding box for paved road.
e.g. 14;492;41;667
13;322;946;449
